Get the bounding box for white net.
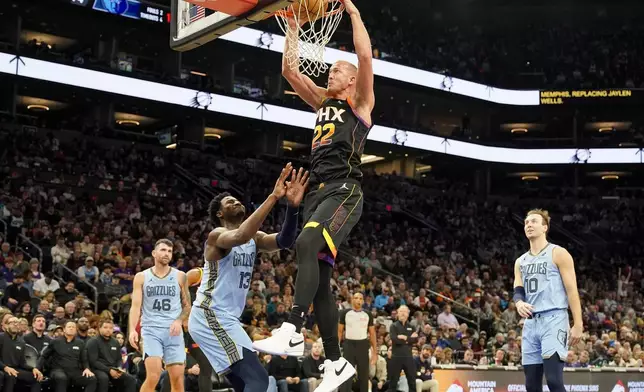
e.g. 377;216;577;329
275;0;345;77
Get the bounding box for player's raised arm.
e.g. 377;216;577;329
554;247;583;345
255;167;309;252
128;272;145;350
212;163;292;249
344;0;375;114
282;17;327;110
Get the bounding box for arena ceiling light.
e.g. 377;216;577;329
1;52;641;165
219;27;540;106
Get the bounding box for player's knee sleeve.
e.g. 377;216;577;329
523;364;544;392
295;225;328;264
543;354;565;392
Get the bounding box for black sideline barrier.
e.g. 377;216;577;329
433;365;644;392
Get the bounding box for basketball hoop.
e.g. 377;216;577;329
274;0;345;77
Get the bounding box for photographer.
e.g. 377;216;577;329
388;305;418;392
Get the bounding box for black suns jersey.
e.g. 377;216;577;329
310;98;372;186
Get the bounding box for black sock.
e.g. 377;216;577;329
287;305;307;331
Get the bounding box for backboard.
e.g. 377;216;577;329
170;0;294;52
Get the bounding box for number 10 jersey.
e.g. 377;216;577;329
141;267;182;327
518;242;569;313
194;238;256;319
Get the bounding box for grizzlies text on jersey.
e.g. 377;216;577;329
194;239;257;319
310;98;372;186
189;239;257;373
519;243;568;313
141;267;182;327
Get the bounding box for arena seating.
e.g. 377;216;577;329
1;123;641;392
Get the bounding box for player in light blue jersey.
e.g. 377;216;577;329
513;209;583;392
128;239;192;392
188;163;309;392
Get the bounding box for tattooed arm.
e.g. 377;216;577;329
170;270;192;336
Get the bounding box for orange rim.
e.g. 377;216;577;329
273;0;345;19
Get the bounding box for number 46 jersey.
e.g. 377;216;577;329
194;239;256;320
141;267;182;327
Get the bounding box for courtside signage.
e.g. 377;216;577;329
1;52;641;165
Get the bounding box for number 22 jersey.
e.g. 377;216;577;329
310;98;372;186
141;267;182;328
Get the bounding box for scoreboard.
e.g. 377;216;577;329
68;0;170;24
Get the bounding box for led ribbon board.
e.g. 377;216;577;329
222;27;540;106
1;52;641;164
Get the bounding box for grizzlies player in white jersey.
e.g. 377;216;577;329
188;163;308;392
513;209;583;392
128;239;192;392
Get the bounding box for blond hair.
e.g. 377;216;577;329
526;209;551;229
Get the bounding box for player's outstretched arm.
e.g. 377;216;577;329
281;16;327;110
554;247;583;344
255;167;309;252
344;0;375;116
128;272;144;350
212;163;292;250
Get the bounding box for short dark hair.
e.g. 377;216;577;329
154;239;173;249
208;192;231;226
32;314;46;323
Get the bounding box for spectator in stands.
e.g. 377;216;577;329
491;350;505;366
0;258;15;284
78;257;99;284
0;316;44;392
460;349;477;366
415;345;438;392
51;238;71;265
3;274;31;311
266;354;304;392
33;273;60;298
50;307;67;327
55;281;77;305
38;321;97;392
86;319;136;392
64;302;77;321
374;288;389;310
369;348;387;392
267;303;289;327
301;342;325;391
436;305;458;330
24;314;52;354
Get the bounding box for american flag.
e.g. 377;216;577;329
189;5;205;23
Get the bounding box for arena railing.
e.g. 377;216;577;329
16;234;44;264
55;262;99;314
0;219;6;242
340;249;481;331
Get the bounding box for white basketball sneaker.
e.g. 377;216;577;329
252;322;304;356
315;358;356;392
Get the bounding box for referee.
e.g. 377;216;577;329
389;305;418;392
338;293;378;392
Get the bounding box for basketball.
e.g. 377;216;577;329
291;0;328;23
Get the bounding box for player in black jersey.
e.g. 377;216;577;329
252;0;375;391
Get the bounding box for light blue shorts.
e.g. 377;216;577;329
188;306;253;374
141;326;186;365
521;308;569;365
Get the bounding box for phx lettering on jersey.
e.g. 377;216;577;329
146;285;177;297
316;106;345;123
232;252;256;268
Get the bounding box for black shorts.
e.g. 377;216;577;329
302;178;364;261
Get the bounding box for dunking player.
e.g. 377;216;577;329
129;239;191;392
513;209;583;392
252;0;375;390
188;163;308;392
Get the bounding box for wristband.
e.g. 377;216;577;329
512;286;526;303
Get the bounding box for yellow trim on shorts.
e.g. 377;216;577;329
303;221;338;259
